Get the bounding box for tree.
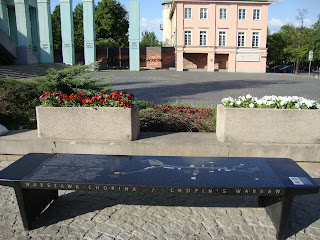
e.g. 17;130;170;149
267;32;287;65
294;9;308;74
73;3;84;48
51;5;61;50
279;23;312;70
95;0;129;47
311;15;320;65
140;31;161;47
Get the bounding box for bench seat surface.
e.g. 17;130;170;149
0;154;318;196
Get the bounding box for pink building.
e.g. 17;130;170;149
161;0;271;73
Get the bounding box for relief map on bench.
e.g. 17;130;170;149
21;155;286;196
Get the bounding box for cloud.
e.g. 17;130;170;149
268;17;314;34
271;0;284;4
140;17;163;32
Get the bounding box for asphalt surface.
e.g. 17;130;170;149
93;70;320;107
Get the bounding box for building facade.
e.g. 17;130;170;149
161;0;271;73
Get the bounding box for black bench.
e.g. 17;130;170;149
0;153;319;240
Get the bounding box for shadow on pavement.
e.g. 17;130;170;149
124;79;298;104
31;190;319;239
286;190;320;238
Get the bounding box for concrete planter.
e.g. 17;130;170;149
216;104;320;144
36;106;140;141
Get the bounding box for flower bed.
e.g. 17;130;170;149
217;95;320;144
36;91;140;141
40;91;135;108
139;104;216;132
221;94;319;109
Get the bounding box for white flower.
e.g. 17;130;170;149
221;95;319;109
256;100;263;105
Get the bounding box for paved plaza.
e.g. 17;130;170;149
97;70;320;107
1;69;320;239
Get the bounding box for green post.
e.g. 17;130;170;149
37;0;54;63
83;0;95;65
8;7;18;43
0;0;9;35
60;0;75;65
129;0;140;71
14;0;32;50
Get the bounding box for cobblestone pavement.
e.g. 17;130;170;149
94;70;320;107
1;161;319;240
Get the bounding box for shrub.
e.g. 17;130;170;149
139;104;216;132
0;78;41;129
33;62;112;96
134;100;152;110
0;62;114;129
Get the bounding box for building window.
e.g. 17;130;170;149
238;32;245;47
219;31;226;46
200;31;207;46
184;30;192;45
200;8;208;19
220;8;227;20
239;9;246;20
252;32;260;47
184;8;192;19
253;9;261;20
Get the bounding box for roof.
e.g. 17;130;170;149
161;0;173;5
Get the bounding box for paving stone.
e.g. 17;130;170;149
1;160;320;240
131;229;157;240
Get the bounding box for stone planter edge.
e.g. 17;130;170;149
216;104;320;144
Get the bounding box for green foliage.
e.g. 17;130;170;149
96;38;120;48
134;100;152;110
311;15;320;63
73;3;84;48
280;24;312;65
51;5;61;50
95;0;129;47
0;78;41;129
267;32;287;65
33;62;113;96
267;13;320;67
140;31;161;47
51;0;129;50
139;104;216;132
0;63;115;129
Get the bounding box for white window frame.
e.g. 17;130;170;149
238;32;246;47
239;9;246;20
220;8;227;20
252;32;260;48
184;30;192;46
219;31;227;47
200;8;208;20
199;30;208;46
184;8;192;19
253;9;261;20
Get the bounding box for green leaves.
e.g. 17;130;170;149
95;0;129;47
51;0;129;50
267;14;320;66
140;31;161;47
33;62;112;96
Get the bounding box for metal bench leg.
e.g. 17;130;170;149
14;187;58;230
258;194;294;240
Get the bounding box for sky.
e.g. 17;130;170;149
50;0;320;41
